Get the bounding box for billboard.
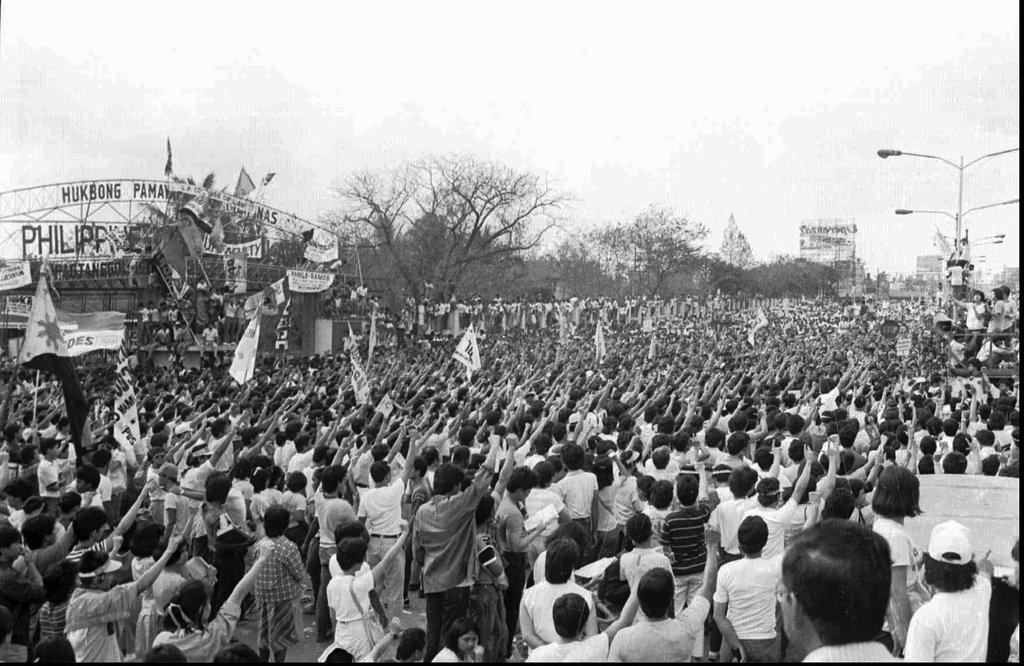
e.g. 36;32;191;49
799;218;857;265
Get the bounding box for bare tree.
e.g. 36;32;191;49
334;154;568;299
591;204;707;298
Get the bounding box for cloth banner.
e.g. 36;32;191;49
350;350;370;404
230;312;261;384
0;262;31;292
287;269;334;293
594;322;607;364
453;325;482;377
112;346;140;450
304;228;339;263
56;310;125;357
747;308;768;346
244;278;286;318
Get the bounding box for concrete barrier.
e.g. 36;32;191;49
907;474;1020;568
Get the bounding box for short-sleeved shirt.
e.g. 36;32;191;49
607;597;710;662
495;494;528;555
555;470;598;519
619;547;672;592
904;575;991;662
151;600;241;663
660;502;713;576
315;494;358;551
742;501;800;560
37;458;61;498
66;584;139;662
357;480;404;536
521;580;595;645
326;570;376;659
713;556;782;640
527;633;609;662
707;496;758;556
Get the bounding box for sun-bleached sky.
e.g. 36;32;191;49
0;1;1019;273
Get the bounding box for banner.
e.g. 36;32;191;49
223;253;247;294
20;222;129;258
230;312;261;384
594;322;606;364
112;346;140;450
202;236;265;259
350;349;370;404
286;269;334;293
0;263;31;291
56;310;126;357
453;325;482;377
304;228;339;263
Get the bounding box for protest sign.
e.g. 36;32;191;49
896;336;912;357
0;262;32;291
286;269;334;293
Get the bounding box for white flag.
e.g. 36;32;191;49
747;308;769;346
112;346;140;451
558;309;567;345
19;274;69;362
229;311;261;385
594;322;606;364
453;325;482;377
350;349;370;404
647;332;656;361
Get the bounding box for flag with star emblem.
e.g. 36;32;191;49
19;274;90;455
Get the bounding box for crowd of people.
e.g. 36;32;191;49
0;291;1019;663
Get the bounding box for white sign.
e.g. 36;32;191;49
0;263;31;291
896;336;912;358
287;269;335;293
113;348;140;450
304;228;338;263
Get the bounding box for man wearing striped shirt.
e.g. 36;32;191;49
660;462;718;660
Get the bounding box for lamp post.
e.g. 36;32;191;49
878;148;1019;242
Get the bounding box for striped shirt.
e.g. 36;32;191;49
36;600;69;641
660;501;712;576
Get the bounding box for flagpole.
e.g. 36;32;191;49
32;370;40;424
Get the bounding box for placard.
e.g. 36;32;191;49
286;269;335;293
896;336;912;358
0;263;32;291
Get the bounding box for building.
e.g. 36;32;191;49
915;254;944;280
799;218;859;289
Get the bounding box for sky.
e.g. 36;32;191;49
0;0;1019;274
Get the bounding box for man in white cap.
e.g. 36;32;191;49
904;520;994;662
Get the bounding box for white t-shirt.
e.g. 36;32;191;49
742;501;800;560
522;580;596;645
904;574;991;662
525;487;565;547
97;474;113;503
526;633;609;662
713;555;783;640
37;458;61;498
708;496;758;556
619;546;672;592
356;479;404;535
872;516;922;591
325;568;377;660
555;471;598;520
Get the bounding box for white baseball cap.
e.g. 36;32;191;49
927;520;973;565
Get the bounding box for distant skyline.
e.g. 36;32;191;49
0;1;1018;273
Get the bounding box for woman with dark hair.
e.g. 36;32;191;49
592;457;621;559
871;465;929;656
134;532;189;657
904;520;994;661
150;540;271;662
432;616;482;662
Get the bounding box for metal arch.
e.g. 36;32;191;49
0;178;337;236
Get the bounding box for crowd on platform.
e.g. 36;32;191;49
0;292;1018;663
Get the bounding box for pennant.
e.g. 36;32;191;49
112;345;140;450
747;308;769;346
261;172;276;187
235;167;256;198
350;349;370;404
20;275;90;456
230;311;261;384
164;138;173;177
453;325;482;378
594;322;606;364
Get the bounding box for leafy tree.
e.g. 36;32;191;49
719;213;753;268
590;205;707;298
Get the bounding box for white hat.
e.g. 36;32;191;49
78;557;123;578
927;520;973;565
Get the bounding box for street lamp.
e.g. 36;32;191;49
878;147;1019;242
